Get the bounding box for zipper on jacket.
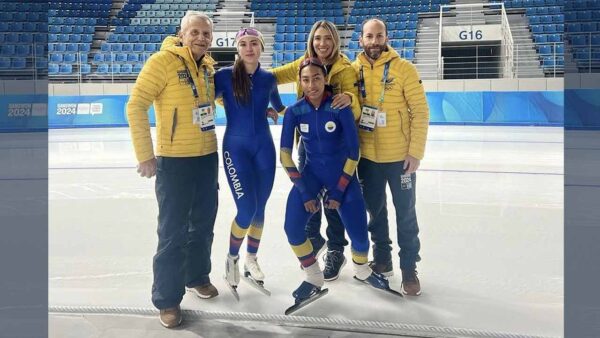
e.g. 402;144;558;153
170;108;177;144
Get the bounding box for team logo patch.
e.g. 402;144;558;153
177;70;189;85
325;121;336;133
384;77;396;91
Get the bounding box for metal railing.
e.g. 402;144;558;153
437;3;515;79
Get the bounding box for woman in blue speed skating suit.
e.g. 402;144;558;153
280;58;390;305
215;28;285;292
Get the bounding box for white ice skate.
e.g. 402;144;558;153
242;255;271;296
224;254;240;301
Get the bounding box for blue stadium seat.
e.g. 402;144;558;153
80;64;91;74
116;53;128;62
63;53;77;63
93;54;104;64
284;42;295;51
349;41;360;50
133;63;144;73
273;42;284;51
110;64;121;73
80;44;91;52
133;44;145;52
538;45;552;54
122;44;133;52
121;64;133;73
127;54;139;62
96;64;109;74
139;35;151;43
145;44;157;52
59;64;73;74
11;58;26;69
111;44;123;52
50;54;63;63
49;63;60;74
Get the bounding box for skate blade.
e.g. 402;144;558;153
353;276;403;298
223;275;240;301
285;288;329;315
241;274;271;296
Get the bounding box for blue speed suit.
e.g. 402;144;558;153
280;94;369;268
215;65;285;256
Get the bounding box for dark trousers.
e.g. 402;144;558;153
152;153;218;309
357;157;421;271
298;140;348;252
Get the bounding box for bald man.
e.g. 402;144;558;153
352;18;430;296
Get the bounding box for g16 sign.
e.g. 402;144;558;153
212;31;237;48
443;25;501;42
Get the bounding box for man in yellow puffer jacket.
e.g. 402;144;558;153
353;19;430;297
126;11;218;328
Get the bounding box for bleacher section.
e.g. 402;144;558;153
0;1;48;79
40;0;588;81
564;0;600;71
501;0;565;74
48;0;111;77
345;0;451;62
250;0;345;67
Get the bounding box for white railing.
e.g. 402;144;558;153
500;3;515;78
437;3;515;79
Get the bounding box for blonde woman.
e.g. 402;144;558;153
272;20;360;282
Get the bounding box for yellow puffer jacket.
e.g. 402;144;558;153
271;53;361;121
352;48;429;162
126;36;217;162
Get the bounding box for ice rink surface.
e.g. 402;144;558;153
43;125;566;337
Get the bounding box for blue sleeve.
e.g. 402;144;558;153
326;106;360;203
280;107;312;203
214;69;226;99
269;77;285;113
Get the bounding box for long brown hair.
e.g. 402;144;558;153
306;20;341;66
232;57;251;104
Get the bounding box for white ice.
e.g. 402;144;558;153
46;125;564;337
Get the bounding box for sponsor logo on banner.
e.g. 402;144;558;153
77;103;91;115
7;103;32;117
57;103;77;115
91;103;103;115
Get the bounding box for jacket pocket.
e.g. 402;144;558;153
170;107;177;144
399;109;410;142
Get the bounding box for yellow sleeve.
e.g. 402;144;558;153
402;62;430;160
336;66;361;121
271;57;303;85
126;54;168;163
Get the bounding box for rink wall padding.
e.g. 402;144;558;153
0;94;47;131
42;91;564;129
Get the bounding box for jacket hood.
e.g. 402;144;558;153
160;36;216;67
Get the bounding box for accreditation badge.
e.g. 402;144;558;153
359;105;378;132
194;103;215;131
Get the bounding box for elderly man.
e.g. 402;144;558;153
353;18;430;296
126;11;218;328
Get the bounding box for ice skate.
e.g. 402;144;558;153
285;281;328;315
242;255;271;296
224;254;240;301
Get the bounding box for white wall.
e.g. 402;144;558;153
43;78;566;96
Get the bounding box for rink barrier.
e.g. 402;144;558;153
41;91;567;129
49;306;558;338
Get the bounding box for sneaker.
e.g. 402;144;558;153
159;305;182;328
244;255;265;281
401;269;421;296
308;236;326;257
368;260;394;277
189;283;218;299
323;250;346;281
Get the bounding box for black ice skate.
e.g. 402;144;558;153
354;272;403;297
285;281;329;315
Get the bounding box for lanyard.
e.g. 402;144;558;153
359;61;391;108
177;55;210;103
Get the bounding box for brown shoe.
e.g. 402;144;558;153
189;282;218;299
401;270;421;296
159;305;182;328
